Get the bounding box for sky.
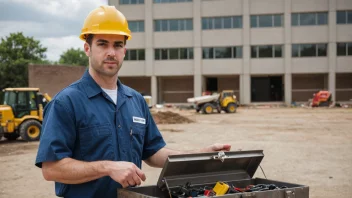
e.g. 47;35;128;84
0;0;109;61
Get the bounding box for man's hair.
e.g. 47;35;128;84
85;34;127;46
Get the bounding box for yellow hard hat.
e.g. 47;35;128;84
79;5;132;41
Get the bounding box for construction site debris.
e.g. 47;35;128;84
152;111;194;124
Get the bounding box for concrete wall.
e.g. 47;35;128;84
201;0;243;16
251;59;285;74
119;62;146;76
202;60;242;75
291;0;329;12
153;2;193;19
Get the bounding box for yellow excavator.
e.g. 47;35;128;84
0;88;51;141
187;90;238;114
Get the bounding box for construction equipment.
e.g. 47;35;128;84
310;90;332;107
187;90;238;114
0;88;51;141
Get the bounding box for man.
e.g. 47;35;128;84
35;5;231;198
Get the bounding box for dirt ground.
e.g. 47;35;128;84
0;107;351;198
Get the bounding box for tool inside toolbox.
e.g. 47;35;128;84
169;181;289;197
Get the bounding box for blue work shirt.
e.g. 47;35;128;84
35;70;166;198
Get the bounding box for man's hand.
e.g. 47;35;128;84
107;161;146;188
200;143;232;153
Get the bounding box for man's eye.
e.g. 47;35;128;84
115;44;123;48
98;43;106;46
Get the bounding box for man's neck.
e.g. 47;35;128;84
89;69;118;90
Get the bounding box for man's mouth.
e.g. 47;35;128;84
104;61;117;64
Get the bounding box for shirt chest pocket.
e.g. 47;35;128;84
130;123;146;159
78;123;114;161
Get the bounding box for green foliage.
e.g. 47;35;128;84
0;32;47;90
59;48;88;66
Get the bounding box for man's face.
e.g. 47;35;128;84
84;34;126;77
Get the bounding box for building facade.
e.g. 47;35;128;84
109;0;352;105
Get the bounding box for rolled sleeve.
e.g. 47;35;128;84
35;99;76;168
141;104;166;160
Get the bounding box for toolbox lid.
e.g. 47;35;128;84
157;150;264;189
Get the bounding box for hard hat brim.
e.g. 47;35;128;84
79;31;132;41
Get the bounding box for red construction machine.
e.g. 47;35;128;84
310;90;332;107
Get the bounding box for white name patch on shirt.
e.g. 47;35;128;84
133;116;146;124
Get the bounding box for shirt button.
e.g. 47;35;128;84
118;125;121;128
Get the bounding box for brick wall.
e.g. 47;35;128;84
28;64;86;98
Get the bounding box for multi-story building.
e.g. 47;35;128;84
109;0;352;105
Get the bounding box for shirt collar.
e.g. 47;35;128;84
81;69;132;98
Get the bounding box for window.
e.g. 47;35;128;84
124;49;145;60
251;14;283;28
215;47;232;58
292;44;328;57
120;0;144;4
202;46;242;59
154;19;193;31
337;42;352;56
129;21;144;32
251;45;283;58
292;12;328;26
154;48;193;60
337;11;352;24
154;0;192;3
202;16;242;30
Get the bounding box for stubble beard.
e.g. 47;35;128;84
90;56;123;78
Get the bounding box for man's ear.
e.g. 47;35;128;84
84;42;91;57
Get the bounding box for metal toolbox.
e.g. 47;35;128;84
118;150;309;198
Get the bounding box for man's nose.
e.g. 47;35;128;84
107;47;116;57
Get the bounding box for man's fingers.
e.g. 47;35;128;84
223;144;231;151
213;143;231;151
136;167;146;181
133;173;142;186
127;178;136;187
121;181;129;188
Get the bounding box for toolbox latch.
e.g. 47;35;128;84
285;190;295;198
212;151;228;162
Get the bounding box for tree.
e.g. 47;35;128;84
59;48;88;66
0;32;47;91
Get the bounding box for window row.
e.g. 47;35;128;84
155;48;193;60
292;44;327;57
337;10;352;24
154;0;192;3
119;0;144;4
337;42;352;56
202;47;242;59
251;14;283;28
124;49;145;60
251;45;282;58
154;19;193;31
128;10;352;32
129;21;144;32
292;12;328;26
125;43;352;61
202;16;242;30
